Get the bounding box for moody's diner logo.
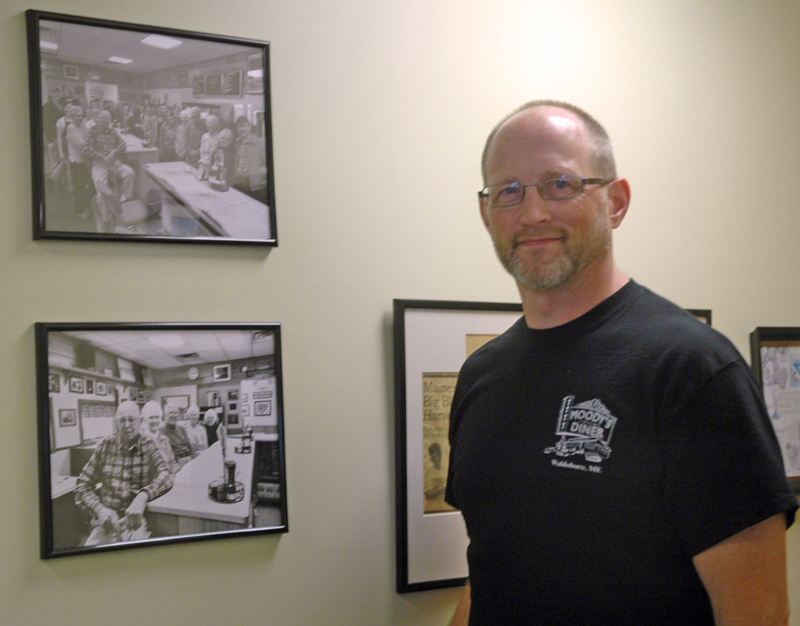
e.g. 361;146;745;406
544;396;617;466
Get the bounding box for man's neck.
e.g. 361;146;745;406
518;258;629;330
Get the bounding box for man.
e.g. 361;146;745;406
232;115;268;204
65;106;94;219
42;85;64;181
140;401;180;474
183;107;206;167
184;406;209;456
446;101;798;626
74;401;173;546
84;109;135;220
174;109;190;162
161;403;194;466
198;115;222;178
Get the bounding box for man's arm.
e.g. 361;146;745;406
449;581;471;626
692;513;789;626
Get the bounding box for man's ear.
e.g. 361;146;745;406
607;177;631;229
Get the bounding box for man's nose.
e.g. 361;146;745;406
518;186;552;225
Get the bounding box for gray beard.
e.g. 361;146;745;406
493;208;612;292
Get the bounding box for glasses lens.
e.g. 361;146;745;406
486;182;523;207
541;176;583;200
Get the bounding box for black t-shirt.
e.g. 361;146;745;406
445;281;797;625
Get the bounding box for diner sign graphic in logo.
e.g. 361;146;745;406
544;396;617;464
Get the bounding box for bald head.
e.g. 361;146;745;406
481;100;616;185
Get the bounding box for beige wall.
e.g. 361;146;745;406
3;0;800;624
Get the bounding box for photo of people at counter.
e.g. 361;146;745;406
34;14;274;242
40;325;286;556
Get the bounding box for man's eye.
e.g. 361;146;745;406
499;184;521;196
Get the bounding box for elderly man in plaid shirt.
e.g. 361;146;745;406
75;400;174;546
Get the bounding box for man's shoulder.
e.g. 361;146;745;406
619;282;743;371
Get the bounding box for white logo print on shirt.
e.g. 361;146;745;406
544;396;617;470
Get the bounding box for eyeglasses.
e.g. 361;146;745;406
479;175;611;208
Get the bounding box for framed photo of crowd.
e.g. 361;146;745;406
750;327;800;493
26;10;276;246
393;299;523;592
36;322;287;558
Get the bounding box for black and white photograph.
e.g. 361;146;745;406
27;10;276;245
36;322;287;559
213;363;232;382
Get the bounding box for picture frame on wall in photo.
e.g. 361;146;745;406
749;327;800;494
36;322;287;559
27;10;276;246
393;299;523;593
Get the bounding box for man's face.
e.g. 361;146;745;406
116;404;141;442
72;108;84;126
165;406;179;425
187;408;199;425
146;411;162;432
481;107;613;292
236;120;251;137
96;111;111;129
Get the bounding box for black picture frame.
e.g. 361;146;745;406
36;322;288;558
27;10;276;246
393;299;523;593
749;327;800;494
687;309;712;326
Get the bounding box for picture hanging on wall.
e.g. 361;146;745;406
749;327;800;493
27;10;276;246
393;299;523;592
36;322;287;559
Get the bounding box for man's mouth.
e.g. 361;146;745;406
514;232;563;249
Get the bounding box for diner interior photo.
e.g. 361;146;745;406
36;16;271;241
42;326;285;555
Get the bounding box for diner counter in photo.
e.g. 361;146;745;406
120;132;160;201
143;161;270;240
147;437;256;532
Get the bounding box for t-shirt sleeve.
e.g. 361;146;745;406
662;360;798;556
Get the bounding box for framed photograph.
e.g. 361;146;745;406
162;394;190;410
58;409;77;427
213;364;232;382
48;373;60;393
69;376;84;393
36;322;287;558
95;381;106;396
27;10;276;246
393;299;523;592
750;327;800;493
228;389;239;401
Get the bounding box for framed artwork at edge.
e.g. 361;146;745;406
27;10;276;246
393;302;712;592
36;322;287;559
750;327;800;494
393;299;523;593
